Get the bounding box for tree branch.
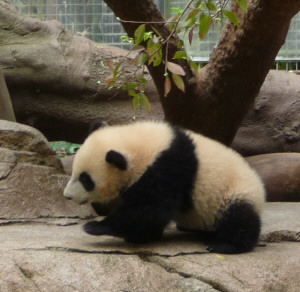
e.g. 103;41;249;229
104;0;300;145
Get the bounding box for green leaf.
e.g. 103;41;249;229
134;24;146;45
186;9;200;22
167;61;186;76
185;15;197;32
195;0;203;9
173;51;187;60
148;40;162;67
113;61;124;78
177;40;184;49
138;77;148;84
143;31;153;42
120;35;129;42
132;94;140;110
128;90;136;97
237;0;248;12
140;93;151;114
127;82;138;89
153;55;162;66
205;0;216;11
223;10;239;27
171;7;183;15
199;13;212;40
172;73;185;93
189;59;199;76
135;52;148;66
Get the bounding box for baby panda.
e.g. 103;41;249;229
64;121;265;254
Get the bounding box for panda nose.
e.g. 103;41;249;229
64;196;72;200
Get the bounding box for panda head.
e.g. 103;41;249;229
63;128;131;205
63;121;174;205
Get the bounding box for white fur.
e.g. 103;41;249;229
64;121;265;231
64;121;174;204
174;130;265;230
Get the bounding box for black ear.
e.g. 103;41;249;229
89;119;108;134
105;150;127;171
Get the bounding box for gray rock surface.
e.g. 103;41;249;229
246;153;300;202
232;70;300;155
0;203;299;292
0;119;63;170
0;120;95;219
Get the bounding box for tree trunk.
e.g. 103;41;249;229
1;1;300;145
104;0;300;145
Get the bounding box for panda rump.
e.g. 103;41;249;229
63;121;265;254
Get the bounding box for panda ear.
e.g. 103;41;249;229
89;119;108;134
105;150;127;171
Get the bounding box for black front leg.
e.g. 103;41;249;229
83;220;115;236
83;202;173;243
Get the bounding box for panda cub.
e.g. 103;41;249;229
64;121;265;254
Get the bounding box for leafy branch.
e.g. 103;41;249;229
99;0;248;113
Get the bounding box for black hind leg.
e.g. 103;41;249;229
207;200;261;254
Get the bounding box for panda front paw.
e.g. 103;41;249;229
83;220;113;236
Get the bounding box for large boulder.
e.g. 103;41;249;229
0;120;95;219
247;153;300;202
232;70;300;155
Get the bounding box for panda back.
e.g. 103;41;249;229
176;130;265;231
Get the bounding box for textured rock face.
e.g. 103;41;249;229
232;70;300;155
246;153;300;202
0;119;63;170
0;120;95;219
0;203;299;292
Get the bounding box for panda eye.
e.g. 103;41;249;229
79;171;95;192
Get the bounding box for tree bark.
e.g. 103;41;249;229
104;0;300;145
1;1;300;145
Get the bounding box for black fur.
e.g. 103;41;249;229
177;199;261;254
89;119;107;134
106;150;127;171
79;171;95;192
84;127;198;243
207;200;261;254
91;197;122;216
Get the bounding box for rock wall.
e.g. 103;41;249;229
232;70;300;155
0;120;95;219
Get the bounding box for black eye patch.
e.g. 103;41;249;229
79;171;95;192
